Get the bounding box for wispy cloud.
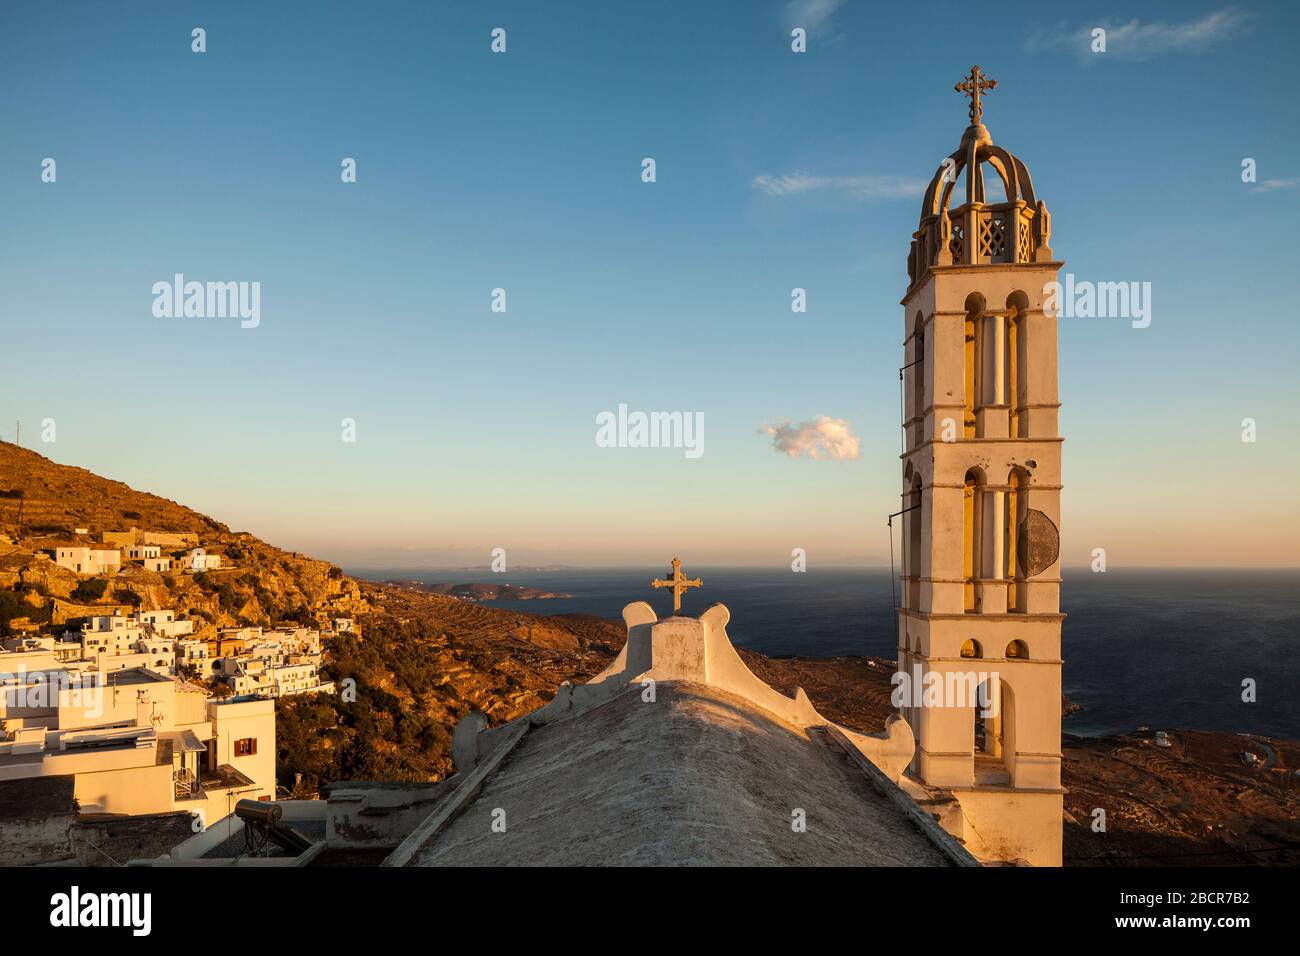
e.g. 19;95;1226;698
783;0;845;37
751;172;925;201
1026;7;1253;61
1252;179;1297;193
760;416;861;461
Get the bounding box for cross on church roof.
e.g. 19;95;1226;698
955;65;997;126
651;557;702;615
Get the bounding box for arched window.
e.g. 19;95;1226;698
971;676;1014;778
960;638;982;658
1006;291;1030;438
974;676;998;757
963;294;985;438
1005;640;1029;659
962;468;985;611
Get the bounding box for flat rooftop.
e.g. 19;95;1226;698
100;668;172;686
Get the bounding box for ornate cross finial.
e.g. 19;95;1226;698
651;556;702;615
955;65;997;126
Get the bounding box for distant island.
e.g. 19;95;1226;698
450;564;572;573
383;580;572;601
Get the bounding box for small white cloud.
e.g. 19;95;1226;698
751;172;926;201
761;416;861;461
784;0;844;36
1252;179;1297;193
1026;7;1253;61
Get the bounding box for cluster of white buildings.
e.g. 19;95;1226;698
0;632;275;827
57;612;337;701
51;545;224;577
71;611;193;674
0;521;352;845
50;532;223;578
207;625;336;700
0;611;350;835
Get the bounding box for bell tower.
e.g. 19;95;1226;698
896;67;1064;866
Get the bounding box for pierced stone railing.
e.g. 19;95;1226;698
907;200;1049;287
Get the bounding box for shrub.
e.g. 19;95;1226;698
216;584;240;612
0;590;51;635
177;662;202;683
71;579;109;603
282;604;314;626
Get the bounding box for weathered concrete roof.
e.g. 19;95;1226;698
0;774;75;821
411;680;954;867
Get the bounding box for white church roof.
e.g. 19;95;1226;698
411;679;955;866
388;601;973;867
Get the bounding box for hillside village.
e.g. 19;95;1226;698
0;443;623;863
0;451;365;858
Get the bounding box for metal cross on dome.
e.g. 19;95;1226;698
955;65;997;126
651;556;702;615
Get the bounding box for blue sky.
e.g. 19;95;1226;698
2;0;1297;568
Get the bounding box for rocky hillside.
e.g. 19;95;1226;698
0;443;365;634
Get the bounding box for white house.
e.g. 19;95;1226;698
188;549;222;572
53;547;121;576
72;615;143;656
269;661;333;698
175;640;209;665
137;610;194;639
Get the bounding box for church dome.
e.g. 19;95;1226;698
907;66;1053;289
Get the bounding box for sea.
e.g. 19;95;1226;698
347;566;1300;740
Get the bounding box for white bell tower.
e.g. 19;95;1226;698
896;66;1064;866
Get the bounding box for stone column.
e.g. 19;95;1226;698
978;489;1009;614
964;204;980;265
975;311;1009;438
